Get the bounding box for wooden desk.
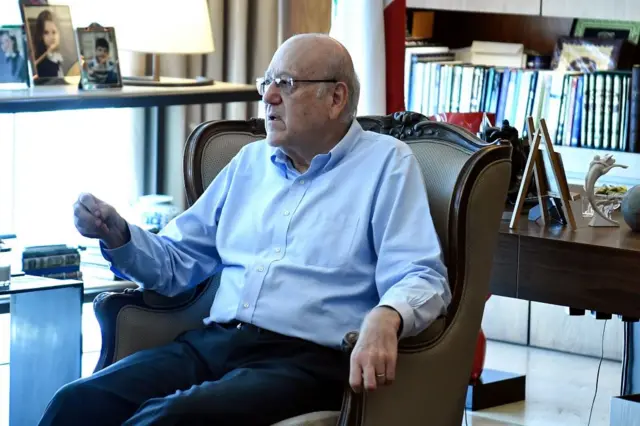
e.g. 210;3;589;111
491;207;640;396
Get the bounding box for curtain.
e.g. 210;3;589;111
159;0;279;208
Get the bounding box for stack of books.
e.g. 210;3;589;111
22;244;83;280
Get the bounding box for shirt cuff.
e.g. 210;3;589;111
377;296;415;340
99;223;144;280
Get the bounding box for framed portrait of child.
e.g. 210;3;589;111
0;25;31;90
76;25;122;89
21;4;81;85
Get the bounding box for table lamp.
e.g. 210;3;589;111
108;0;215;86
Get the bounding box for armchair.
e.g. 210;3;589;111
93;112;512;426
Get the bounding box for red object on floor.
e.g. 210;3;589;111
470;328;487;382
470;294;492;382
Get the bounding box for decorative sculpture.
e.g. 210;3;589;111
584;154;628;227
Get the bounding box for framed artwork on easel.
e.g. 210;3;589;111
509;117;577;230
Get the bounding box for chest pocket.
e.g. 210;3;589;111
288;211;360;268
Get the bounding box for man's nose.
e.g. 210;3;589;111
262;83;282;105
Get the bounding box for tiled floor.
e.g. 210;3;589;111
0;309;622;426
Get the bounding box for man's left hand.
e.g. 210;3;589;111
349;307;401;393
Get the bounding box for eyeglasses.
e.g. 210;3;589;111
256;76;338;96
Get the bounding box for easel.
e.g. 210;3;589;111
509;117;577;230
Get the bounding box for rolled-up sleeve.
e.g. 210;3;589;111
371;153;451;339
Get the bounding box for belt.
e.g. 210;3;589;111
219;320;276;335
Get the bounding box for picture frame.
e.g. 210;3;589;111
572;19;640;45
552;37;624;72
21;4;81;85
510;118;577;230
76;24;122;90
0;25;31;90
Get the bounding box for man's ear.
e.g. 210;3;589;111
330;82;349;120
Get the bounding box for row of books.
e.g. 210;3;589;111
405;56;640;153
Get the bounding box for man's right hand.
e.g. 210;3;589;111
73;193;130;249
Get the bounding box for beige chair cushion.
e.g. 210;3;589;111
271;411;339;426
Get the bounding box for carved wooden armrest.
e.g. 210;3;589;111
340;317;446;354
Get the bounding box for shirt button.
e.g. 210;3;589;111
299;180;305;185
274;247;281;253
256;265;264;272
283;210;290;216
243;303;249;308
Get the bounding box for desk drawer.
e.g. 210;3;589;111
518;237;640;318
489;233;518;298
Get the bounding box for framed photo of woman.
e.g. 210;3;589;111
21;4;81;85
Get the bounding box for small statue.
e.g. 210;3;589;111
584;154;628;227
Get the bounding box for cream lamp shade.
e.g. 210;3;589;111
108;0;215;55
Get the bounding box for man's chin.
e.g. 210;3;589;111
266;133;284;147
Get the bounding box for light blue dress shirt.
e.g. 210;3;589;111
103;120;451;349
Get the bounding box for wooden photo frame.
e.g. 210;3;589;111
510;117;577;230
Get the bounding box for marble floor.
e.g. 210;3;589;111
0;309;622;426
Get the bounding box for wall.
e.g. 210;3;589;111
279;0;332;42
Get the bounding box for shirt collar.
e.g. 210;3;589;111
270;119;363;176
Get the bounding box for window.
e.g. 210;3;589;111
1;0;145;248
0;109;144;247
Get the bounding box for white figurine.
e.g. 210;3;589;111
584;154;628;227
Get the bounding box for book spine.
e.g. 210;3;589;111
611;75;622;151
630;65;640;153
571;76;583;147
496;69;511;123
621;76;630;151
581;73;589;148
555;74;570;146
602;74;613;149
438;65;449;114
564;76;578;147
586;74;595;148
451;65;463;113
593;74;605;149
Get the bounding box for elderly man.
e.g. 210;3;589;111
39;33;450;426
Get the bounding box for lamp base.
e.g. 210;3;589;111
123;75;215;87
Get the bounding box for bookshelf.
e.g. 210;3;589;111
406;8;640;186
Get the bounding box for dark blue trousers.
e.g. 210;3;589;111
38;322;349;426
